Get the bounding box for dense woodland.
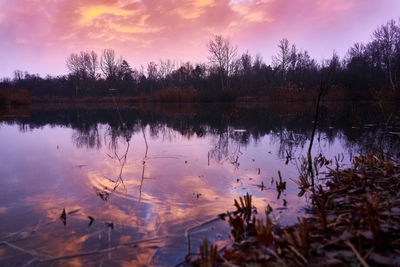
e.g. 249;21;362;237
1;19;400;102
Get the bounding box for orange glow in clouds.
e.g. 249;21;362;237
0;0;399;76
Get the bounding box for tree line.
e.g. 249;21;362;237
1;18;400;102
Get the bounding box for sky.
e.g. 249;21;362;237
0;0;399;78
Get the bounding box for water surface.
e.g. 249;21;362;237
0;103;398;265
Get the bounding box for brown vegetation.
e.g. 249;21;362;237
186;153;400;266
0;89;31;106
31;96;140;104
263;86;349;103
25;86;365;104
150;88;199;102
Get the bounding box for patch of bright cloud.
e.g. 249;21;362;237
171;0;216;19
80;5;139;24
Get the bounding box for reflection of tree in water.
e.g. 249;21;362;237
95;94;136;202
270;128;308;160
95;126;132;202
209;133;229;164
139;127;149;201
149;123;178;143
95;123;151;202
340;128;400;159
7;103;400;161
72;124;102;150
208;129;249;170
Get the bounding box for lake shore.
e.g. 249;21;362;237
186;152;400;266
27;93;393;104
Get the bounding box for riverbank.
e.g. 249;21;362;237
186;152;400;266
24;86;398;104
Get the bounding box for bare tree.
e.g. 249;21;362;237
147;61;158;93
295;50;318;88
147;61;159;80
85;51;99;79
347;42;365;59
288;44;298;72
272;38;297;83
13;70;24;81
66;51;98;78
100;49;121;81
239;52;253;76
372;19;398;89
207;35;238;90
328;51;341;72
253;54;264;71
66;50;99;96
159;59;176;79
66;53;83;76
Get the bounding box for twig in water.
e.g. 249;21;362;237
139;126;149;202
39;235;171;263
345;240;370;267
1;241;47;258
60;208;67;226
307;80;324;186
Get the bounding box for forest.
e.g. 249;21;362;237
1;18;400;103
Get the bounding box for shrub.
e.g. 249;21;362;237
0;89;32;106
10;89;32;105
151;88;199;102
0;90;8;106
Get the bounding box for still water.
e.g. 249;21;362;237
0;103;398;265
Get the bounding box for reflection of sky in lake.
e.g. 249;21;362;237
0;104;398;265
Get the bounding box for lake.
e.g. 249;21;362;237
0;102;399;266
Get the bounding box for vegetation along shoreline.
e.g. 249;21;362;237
185;152;400;266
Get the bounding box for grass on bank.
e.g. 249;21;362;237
17;83;399;104
186;152;400;266
0;89;31;106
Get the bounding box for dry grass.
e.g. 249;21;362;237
150;88;199;103
264;86;349;103
0;89;31;106
186;153;400;266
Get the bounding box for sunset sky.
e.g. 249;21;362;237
0;0;399;78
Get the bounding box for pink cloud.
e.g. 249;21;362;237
0;0;399;77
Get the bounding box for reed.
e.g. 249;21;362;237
186;152;400;266
150;88;199;103
0;88;31;106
